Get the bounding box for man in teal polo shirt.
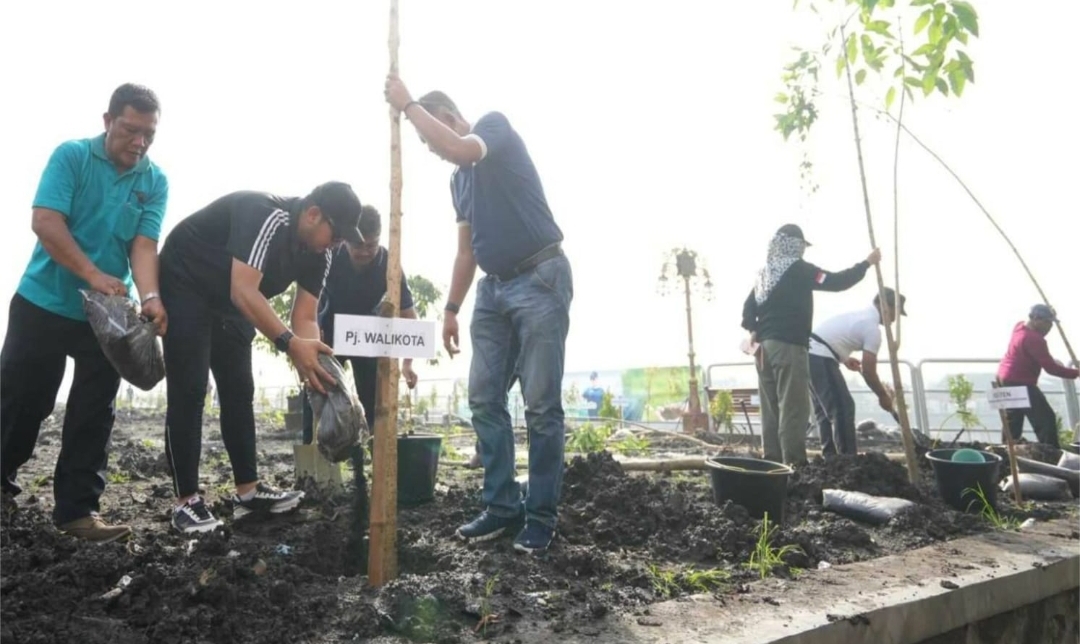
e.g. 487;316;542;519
0;83;169;543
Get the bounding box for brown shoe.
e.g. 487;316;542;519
58;515;133;544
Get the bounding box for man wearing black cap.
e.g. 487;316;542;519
742;224;880;465
157;182;364;533
808;288;906;455
996;304;1079;447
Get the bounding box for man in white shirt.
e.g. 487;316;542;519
808;288;906;455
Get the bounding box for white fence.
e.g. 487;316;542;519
705;358;1080;444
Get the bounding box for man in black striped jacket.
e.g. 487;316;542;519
157;182;364;533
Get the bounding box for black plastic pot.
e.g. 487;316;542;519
925;448;1002;513
704;456;793;523
366;432;443;507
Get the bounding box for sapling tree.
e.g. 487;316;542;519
775;0;980;482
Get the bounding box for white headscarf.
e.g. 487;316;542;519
754;232;807;305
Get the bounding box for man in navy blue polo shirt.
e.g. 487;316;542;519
300;204;419;463
158;182;364;534
1;84;169;543
386;76;573;554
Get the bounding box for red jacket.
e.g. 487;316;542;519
997;322;1080;386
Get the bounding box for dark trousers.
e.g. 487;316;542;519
808;353;857;455
0;294;121;525
162;281;259;498
1001;382;1060;448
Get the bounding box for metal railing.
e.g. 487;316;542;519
704;357;1080;443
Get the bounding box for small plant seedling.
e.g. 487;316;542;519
963;483;1021;530
938;374;984;433
440;442;463;460
612;434;650;456
646;564;679;599
140;438;155;449
476;574;501;634
106;470;130;485
682;568;731;594
599;390;621;421
746;512;804;580
566;423;611;454
647;565;730;598
709;390;736;432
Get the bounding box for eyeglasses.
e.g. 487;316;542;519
322;215;345;244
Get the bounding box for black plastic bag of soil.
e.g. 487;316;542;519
80;290;165;391
308;353;368;463
822;488;916;526
999;473;1072;501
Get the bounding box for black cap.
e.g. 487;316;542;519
308;181;364;244
874;287;908;316
777;223;811;246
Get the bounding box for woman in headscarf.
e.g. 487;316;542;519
741;224;880;465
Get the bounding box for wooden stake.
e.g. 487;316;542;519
368;0;403;587
992;379;1023;505
839;25;920;485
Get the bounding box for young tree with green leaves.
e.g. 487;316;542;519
774;0;980;482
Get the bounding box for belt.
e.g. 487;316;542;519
493;243;563;282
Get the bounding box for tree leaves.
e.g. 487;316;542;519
793;0;979;117
914;9;931;33
952;0;979;36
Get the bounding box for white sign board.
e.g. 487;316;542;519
332;314;437;359
987;386;1030;410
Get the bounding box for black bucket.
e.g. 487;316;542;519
925;448;1002;512
398;432;442;506
704;456;793;523
367;432;443;507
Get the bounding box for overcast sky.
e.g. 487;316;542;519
1;1;1076;396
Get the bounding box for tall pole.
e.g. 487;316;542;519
840;25;919;483
683;275;702;420
368;0;403;586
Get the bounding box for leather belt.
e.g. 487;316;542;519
493;243;563;282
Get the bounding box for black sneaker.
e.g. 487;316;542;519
172;497;223;534
232;483;305;519
456;510;522;542
514;521;555;554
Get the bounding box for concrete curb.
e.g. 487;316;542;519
527;517;1079;644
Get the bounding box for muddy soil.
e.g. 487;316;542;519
1;409;1074;644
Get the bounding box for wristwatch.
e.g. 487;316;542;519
444;302;461;315
274;330;295;353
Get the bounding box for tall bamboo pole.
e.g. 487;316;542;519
368;0;403;586
840;26;920;484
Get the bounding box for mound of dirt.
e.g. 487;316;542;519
0;501;351;644
560;452;760;563
7;417;1069;644
787;453;925;507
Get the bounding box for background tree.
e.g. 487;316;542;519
774;0;980;482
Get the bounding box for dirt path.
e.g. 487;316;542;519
1;409;1071;643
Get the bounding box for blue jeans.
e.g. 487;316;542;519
470;254;573;529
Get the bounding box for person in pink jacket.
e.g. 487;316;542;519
996;304;1079;447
